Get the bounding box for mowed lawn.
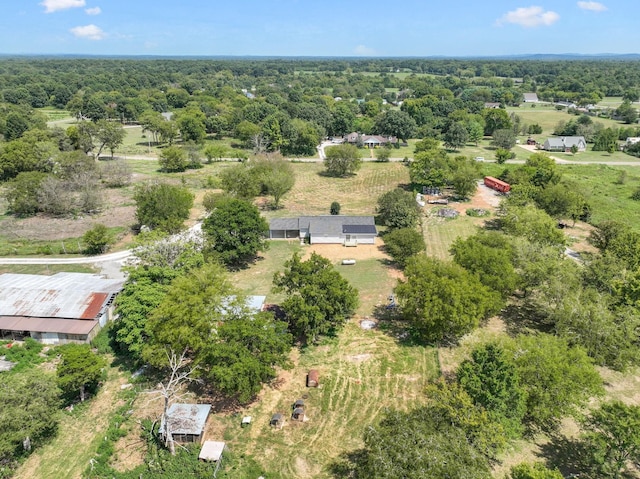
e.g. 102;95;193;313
271;161;411;219
215;318;439;479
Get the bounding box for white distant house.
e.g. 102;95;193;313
543;136;587;152
0;273;123;344
556;100;577;109
523;93;539;103
269;216;377;245
626;137;640;146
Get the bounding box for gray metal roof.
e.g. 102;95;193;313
0;272;124;320
545;136;585;148
162;404;211;435
523;93;539;101
269;217;300;230
270;216;377;237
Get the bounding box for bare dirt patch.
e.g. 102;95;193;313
301;243;390;262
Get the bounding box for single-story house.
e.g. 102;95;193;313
543;136;587;152
161;403;211;444
556;101;577;109
0;272;123;345
343;132;397;148
484;102;501;109
269;216;377;245
523;93;539;103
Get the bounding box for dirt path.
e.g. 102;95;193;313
14;365;127;479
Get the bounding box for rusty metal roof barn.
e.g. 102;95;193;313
0;273;124;319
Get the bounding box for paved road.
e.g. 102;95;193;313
0;224;204;280
516;144;640;166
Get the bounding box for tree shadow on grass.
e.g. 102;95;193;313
372;305;427;348
327;449;365;478
317;170;358;179
501;301;554;337
536;434;595;478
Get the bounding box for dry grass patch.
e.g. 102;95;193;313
213;320;439;479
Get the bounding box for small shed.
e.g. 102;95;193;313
270;413;284;428
160;403;211;444
293;399;305;409
307;369;319;387
292;408;305;421
199;440;226;462
199;440;226;478
241;416;252;428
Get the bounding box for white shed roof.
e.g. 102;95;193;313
199;441;226;462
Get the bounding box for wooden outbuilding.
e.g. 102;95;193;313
293;399;305;409
307;369;319;387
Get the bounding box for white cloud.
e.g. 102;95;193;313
577;1;607;12
41;0;86;13
70;24;106;40
85;6;101;15
496;6;560;27
354;44;376;56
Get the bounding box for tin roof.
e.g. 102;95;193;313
0;273;123;320
0;316;98;335
161;404;211;435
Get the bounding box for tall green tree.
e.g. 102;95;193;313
508;333;603;432
374;109;416;142
451;232;518;298
383;227;426;267
395;256;501;343
273;252;359;343
202;197;269;267
443;122;469;150
133;182;194;233
203;314;292;403
56;344;107;403
353;407;492;479
376;188;421;230
582;401;640;478
0;369;61;464
324;143;362;177
457;343;527;438
143;264;291;403
158;146;188;172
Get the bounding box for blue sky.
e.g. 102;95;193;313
0;0;636;56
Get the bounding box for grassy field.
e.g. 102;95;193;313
507;105;626;135
13;364;128;479
271;161;411;219
0;264;96;275
215;319;439;478
422;213;485;259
